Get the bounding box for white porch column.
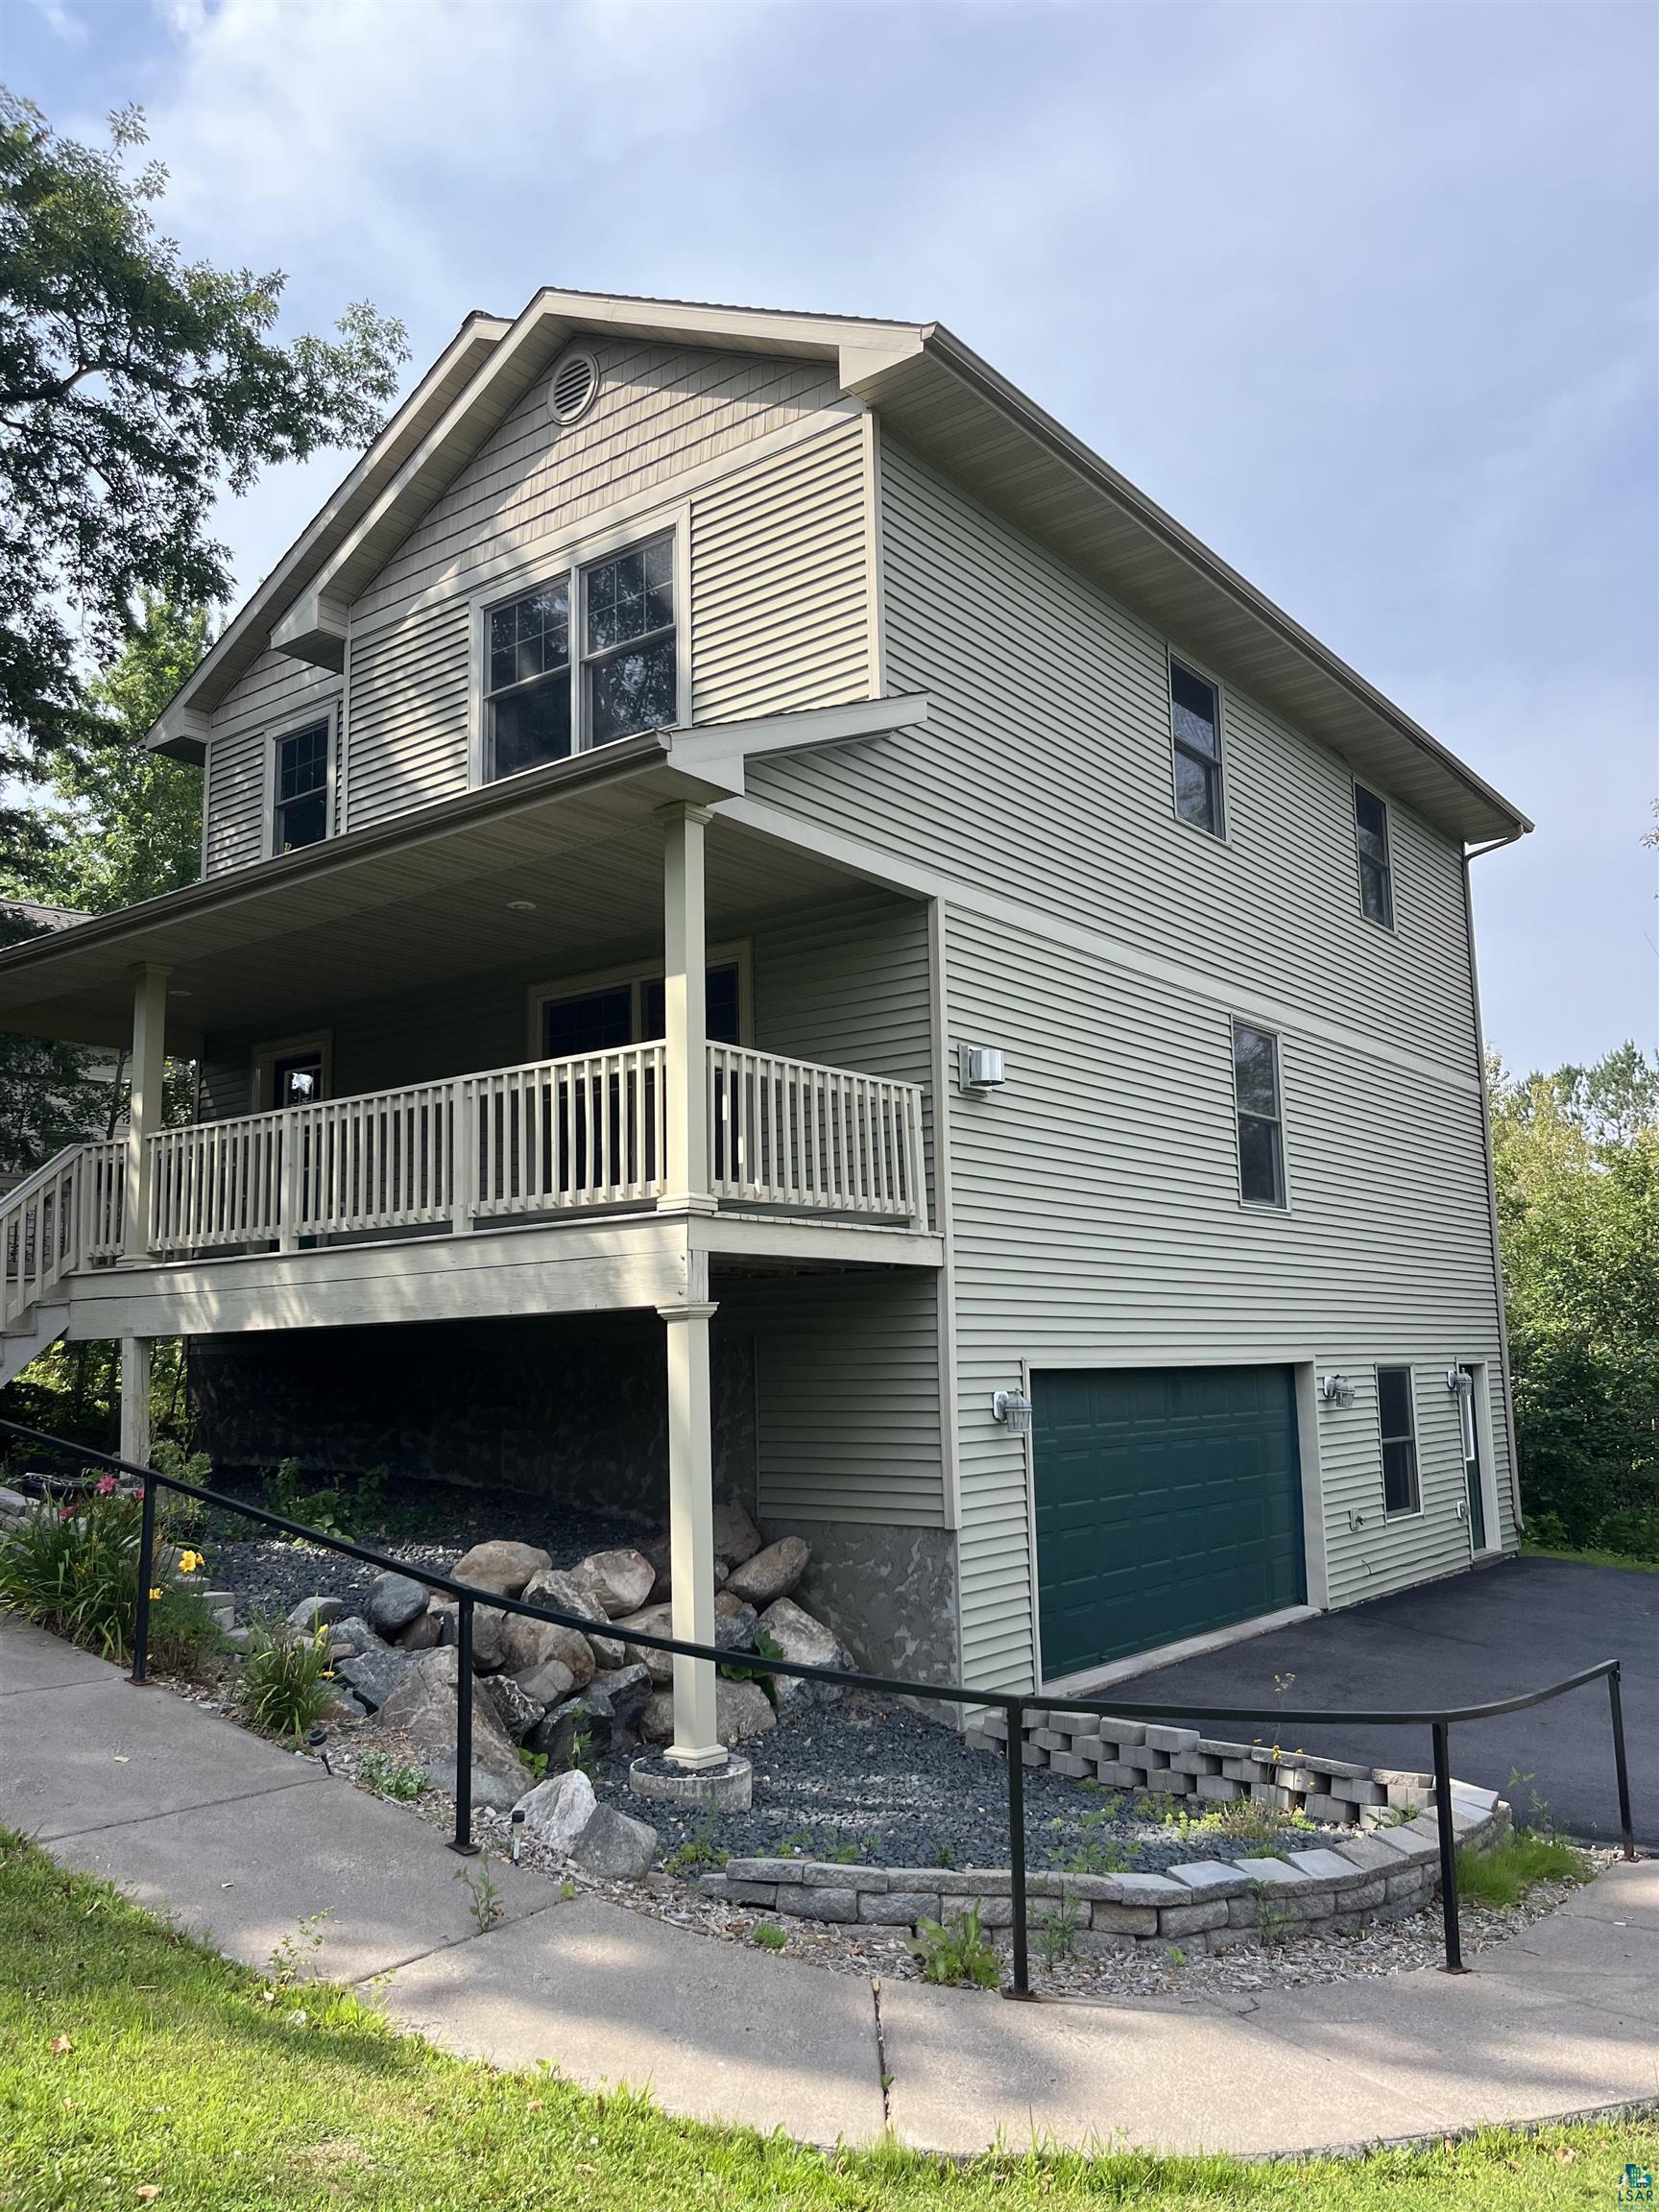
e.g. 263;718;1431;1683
119;1336;153;1469
660;1299;723;1767
124;961;170;1259
657;803;715;1214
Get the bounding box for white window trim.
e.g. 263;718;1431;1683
1376;1362;1424;1522
524;940;753;1060
251;1029;333;1114
1166;645;1229;845
1353;778;1397;934
1231;1017;1291;1213
261;701;340;861
469;507;692;790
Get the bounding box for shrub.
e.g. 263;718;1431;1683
0;1484;218;1671
240;1621;337;1743
907;1906;1000;1989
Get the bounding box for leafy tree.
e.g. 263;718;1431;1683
0;908;114;1176
1491;1046;1659;1558
0;89;406;814
6;595;209;913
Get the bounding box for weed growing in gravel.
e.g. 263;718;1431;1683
240;1620;336;1743
1254;1889;1296;1947
1455;1830;1590;1909
1050;1808;1140;1875
908;1906;1000;1989
358;1753;427;1803
776;1826;880;1864
1035;1895;1085;1969
751;1922;788;1950
927;1840;956;1869
663;1816;730;1878
455;1862;504;1934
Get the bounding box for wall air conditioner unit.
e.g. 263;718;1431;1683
958;1044;1007;1096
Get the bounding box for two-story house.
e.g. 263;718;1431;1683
0;290;1530;1767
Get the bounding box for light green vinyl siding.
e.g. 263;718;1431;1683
203;656;341;876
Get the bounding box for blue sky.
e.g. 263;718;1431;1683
11;0;1656;1071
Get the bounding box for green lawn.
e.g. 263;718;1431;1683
0;1830;1651;2211
1521;1539;1659;1575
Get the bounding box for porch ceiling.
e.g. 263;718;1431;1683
0;737;861;1052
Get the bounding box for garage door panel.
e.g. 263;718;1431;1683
1032;1365;1305;1678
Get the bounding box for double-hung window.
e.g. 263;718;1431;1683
485;535;677;781
1169;659;1223;836
1354;784;1394;927
1232;1022;1286;1208
273;722;330;854
1377;1367;1421;1515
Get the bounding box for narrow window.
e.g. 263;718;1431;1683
1377;1367;1421;1515
1355;784;1394;927
583;535;677;746
1170;659;1223;835
487;579;572;779
1232;1022;1286;1208
274;723;329;853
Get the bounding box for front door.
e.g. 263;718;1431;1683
1459;1365;1488;1552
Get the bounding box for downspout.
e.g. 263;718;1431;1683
1463;838;1525;1536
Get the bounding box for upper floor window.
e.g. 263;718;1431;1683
1232;1022;1286;1208
1169;659;1223;836
486;534;677;781
1354;784;1394;928
1377;1366;1421;1516
274;722;329;854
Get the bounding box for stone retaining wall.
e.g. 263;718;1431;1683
964;1708;1439;1826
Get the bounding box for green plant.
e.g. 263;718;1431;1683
927;1840;956;1869
1506;1767;1556;1834
1375;1801;1421;1830
663;1815;730;1879
266;1910;332;1990
751;1921;788;1951
517;1747;549;1785
1166;1945;1188;1966
1254;1889;1296;1947
1034;1895;1084;1970
239;1620;336;1743
1455;1829;1591;1910
570;1726;598;1774
454;1862;503;1934
558;1878;578;1902
719;1627;786;1701
1050;1805;1141;1874
908;1905;1000;1989
261;1459;349;1540
357;1752;427;1803
0;1481;218;1671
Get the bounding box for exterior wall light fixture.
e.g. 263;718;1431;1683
1319;1374;1357;1407
992;1388;1033;1435
1445;1368;1471;1396
959;1044;1007;1096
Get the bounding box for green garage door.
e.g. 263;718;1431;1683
1033;1365;1305;1679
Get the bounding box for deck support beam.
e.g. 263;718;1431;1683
119;1335;154;1470
658;803;715;1214
124;961;169;1261
660;1297;723;1768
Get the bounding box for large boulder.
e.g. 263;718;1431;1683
641;1534;673;1603
288;1594;349;1634
450;1540;551;1597
570;1803;659;1882
639;1690;674;1743
723;1536;809;1608
513;1768;596;1853
324;1614;381;1659
584;1662;654;1744
397;1608;444;1652
335;1637;420;1713
495;1612;595;1690
523;1659;652;1766
716;1677;777;1744
373;1646;524;1799
713;1592;758;1652
756;1595;850;1713
513;1657;576;1709
614;1602;674;1685
365;1571;429;1639
430;1602;513;1673
712;1497;763;1567
571;1549;655;1619
480;1671;543;1743
521;1570;627;1669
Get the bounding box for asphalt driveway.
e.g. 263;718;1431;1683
1111;1555;1656;1847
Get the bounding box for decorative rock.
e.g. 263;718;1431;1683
334;1639;419;1713
639;1689;674;1743
373;1646;523;1796
715;1677;777;1744
513;1768;597;1853
397;1609;444;1651
365;1572;429;1639
324;1614;381;1659
571;1548;656;1619
481;1671;543;1742
723;1536;809;1608
641;1535;673;1602
513;1658;576;1710
494;1615;594;1690
755;1595;849;1712
469;1763;525;1815
450;1540;551;1597
714;1599;759;1654
570;1803;660;1882
614;1603;674;1684
513;1575;614;1671
711;1496;763;1566
288;1595;349;1633
430;1601;512;1672
587;1662;654;1742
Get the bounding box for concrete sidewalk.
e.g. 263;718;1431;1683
4;1611;1654;2156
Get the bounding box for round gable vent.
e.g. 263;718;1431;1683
548;349;599;427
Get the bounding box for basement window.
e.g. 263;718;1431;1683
485;534;678;781
1378;1367;1422;1516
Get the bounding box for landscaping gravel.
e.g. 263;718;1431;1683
588;1690;1353;1874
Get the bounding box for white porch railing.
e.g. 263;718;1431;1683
1;1146;84;1331
709;1045;926;1224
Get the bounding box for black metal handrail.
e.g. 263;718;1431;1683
0;1414;1638;1995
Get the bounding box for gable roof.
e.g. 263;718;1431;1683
150;287;1529;844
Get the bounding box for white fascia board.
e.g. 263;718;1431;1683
663;692;929;792
139;314;512;751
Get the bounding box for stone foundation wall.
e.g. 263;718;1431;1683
189;1315;758;1522
705;1795;1509;1955
757;1516;959;1690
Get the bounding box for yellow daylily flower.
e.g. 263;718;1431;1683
148;1587;164;1601
177;1551;204;1575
